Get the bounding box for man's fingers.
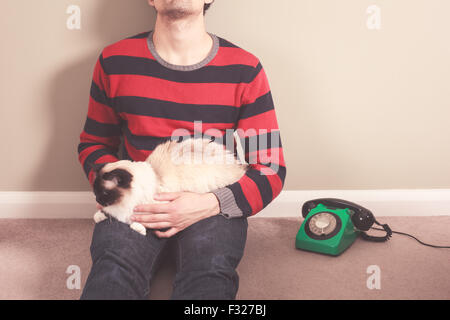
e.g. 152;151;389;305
142;222;172;230
134;202;173;214
132;213;171;223
153;227;178;238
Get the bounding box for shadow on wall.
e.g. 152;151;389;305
31;0;156;191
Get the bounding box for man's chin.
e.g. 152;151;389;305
162;9;193;20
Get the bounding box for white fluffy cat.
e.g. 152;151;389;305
92;138;247;235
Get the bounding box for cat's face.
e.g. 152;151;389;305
92;161;134;207
92;160;158;208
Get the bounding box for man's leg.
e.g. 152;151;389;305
170;215;248;300
80;218;168;300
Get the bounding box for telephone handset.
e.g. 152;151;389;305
302;198;392;242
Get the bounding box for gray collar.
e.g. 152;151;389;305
147;30;219;71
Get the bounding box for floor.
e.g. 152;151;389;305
0;216;449;299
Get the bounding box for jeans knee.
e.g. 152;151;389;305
172;267;239;300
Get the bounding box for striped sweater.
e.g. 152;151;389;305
77;30;286;218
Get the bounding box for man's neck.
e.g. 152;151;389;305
152;13;213;66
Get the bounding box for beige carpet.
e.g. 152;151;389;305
0;216;449;300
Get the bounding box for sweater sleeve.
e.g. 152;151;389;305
77;52;123;188
212;61;286;218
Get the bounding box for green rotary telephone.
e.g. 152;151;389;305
295;198;392;256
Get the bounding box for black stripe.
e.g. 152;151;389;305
123;125;235;151
83;117;122;138
123;126;168;151
127;31;151;39
241;62;263;84
246;168;273;209
228;184;253;217
277;165;287;186
218;38;239;48
239;91;274;119
114;96;239;124
90;81;112;107
99;53;108;75
78;142;98;154
257;163;287;183
102;55;255;84
82;148;119;177
237;131;282;155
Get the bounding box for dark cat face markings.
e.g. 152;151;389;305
95;187;121;207
103;169;133;189
93;168;133;207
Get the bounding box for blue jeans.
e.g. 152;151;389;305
80;214;248;300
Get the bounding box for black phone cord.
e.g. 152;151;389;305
370;226;450;249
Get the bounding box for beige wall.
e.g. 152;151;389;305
1;0;449;191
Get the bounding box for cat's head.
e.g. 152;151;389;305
91;160;158;208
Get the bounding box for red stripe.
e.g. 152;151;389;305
87;155;120;187
79;144;120;167
123;136;150;161
103;38;149;60
79;131;121;150
88;98;121;124
242;68;270;105
252;163;283;182
89;170;95;187
93;61;109;92
109;74;244;106
78;144;100;164
246;147;285;167
210;47;259;67
235;127;280;139
123;126;233;162
237;110;279;131
94;154;120;166
252;163;283;202
239;175;263;214
123;113;234;137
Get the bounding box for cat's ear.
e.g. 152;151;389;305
108;169;133;189
91;162;107;174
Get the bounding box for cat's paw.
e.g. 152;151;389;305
130;222;147;236
94;210;107;223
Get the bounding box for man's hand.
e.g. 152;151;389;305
131;192;220;238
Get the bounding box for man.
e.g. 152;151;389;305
77;0;286;299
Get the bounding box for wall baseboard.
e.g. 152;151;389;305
0;189;449;219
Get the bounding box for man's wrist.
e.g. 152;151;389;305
203;192;221;217
211;187;244;219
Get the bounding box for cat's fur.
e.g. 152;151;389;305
92;138;247;235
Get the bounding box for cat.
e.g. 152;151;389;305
91;138;247;235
